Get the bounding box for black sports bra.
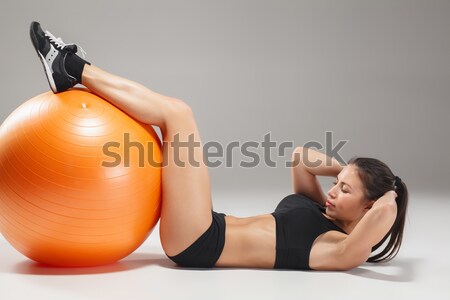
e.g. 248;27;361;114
271;193;347;270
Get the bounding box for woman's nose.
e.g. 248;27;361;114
327;187;336;198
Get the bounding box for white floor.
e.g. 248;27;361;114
0;189;448;300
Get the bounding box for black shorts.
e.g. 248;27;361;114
167;211;226;268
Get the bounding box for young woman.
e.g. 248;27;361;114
29;21;408;271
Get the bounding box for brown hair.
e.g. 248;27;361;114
347;156;409;263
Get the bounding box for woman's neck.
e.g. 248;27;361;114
322;213;360;235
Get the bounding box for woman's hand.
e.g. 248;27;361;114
383;190;398;200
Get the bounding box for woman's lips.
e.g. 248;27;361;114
326;200;335;207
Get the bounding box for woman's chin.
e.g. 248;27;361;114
325;207;338;218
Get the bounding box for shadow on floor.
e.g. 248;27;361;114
10;252;174;276
7;250;424;280
346;257;424;282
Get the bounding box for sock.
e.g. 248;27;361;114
65;52;91;84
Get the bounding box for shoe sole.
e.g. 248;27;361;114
30;26;58;93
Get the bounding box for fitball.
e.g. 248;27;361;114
0;89;162;267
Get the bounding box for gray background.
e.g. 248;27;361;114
1;0;449;196
1;1;450;299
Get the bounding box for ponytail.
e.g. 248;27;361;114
367;178;408;263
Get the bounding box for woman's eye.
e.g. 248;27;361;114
332;181;348;193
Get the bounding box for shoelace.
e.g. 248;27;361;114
45;30;87;58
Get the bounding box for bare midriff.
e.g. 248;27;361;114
215;214;277;268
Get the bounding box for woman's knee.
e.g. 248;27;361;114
166;97;193;117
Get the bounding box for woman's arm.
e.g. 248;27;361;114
291;146;345;206
337;191;398;270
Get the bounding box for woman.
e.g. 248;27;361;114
29;21;408;271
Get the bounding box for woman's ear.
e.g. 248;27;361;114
364;200;376;211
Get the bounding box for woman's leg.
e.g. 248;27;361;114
82;65;171;130
82;65;214;256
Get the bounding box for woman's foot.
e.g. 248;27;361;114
29;21;90;93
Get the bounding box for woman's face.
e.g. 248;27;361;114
325;164;374;222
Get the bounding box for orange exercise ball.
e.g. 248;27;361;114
0;89;162;267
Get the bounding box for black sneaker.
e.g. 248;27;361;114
30;21;87;93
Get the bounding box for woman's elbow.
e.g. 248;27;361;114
338;244;372;271
291;146;302;159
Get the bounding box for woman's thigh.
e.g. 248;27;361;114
158;101;214;257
